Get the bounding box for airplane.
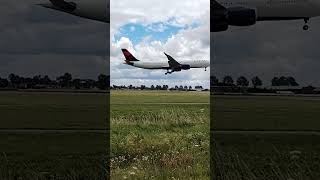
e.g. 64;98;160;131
212;0;320;32
38;0;109;23
121;49;210;75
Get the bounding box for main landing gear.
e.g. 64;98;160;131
205;67;207;71
165;70;174;75
303;18;310;31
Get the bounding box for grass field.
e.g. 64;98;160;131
0;91;108;179
0;91;108;129
212;95;320;180
110;90;210;179
1;90;320;179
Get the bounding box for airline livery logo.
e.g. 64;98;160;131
122;49;136;61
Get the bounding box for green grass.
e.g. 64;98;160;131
110;90;210;179
0;133;108;180
0;91;108;179
0;91;108;129
212;95;320;179
212;134;320;180
213;95;320;130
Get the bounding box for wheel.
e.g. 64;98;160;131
303;25;309;30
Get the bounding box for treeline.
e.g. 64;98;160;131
0;73;109;90
111;85;207;91
211;75;299;87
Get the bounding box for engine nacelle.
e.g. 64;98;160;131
211;7;256;32
212;8;229;32
180;64;191;70
227;7;257;26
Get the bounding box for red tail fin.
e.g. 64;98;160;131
121;49;139;62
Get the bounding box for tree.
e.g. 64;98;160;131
223;76;234;86
287;76;299;86
97;74;108;90
271;77;280;86
73;79;81;89
41;75;52;85
57;73;72;88
0;78;9;88
151;85;155;90
237;76;249;87
251;76;262;88
278;76;289;86
211;76;219;86
162;85;168;90
8;73;21;88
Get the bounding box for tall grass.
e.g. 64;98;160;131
112;107;208;125
212;137;320;180
111;107;210;179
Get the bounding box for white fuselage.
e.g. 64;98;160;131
217;0;320;19
129;60;210;70
41;0;109;22
71;0;109;22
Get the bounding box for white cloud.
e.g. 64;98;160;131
110;0;210;88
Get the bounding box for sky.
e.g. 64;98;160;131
212;18;320;87
2;1;320;87
0;0;108;80
110;0;210;88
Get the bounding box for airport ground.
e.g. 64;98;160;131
0;91;319;179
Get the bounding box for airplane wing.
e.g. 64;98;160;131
164;53;180;68
38;0;76;12
211;0;226;10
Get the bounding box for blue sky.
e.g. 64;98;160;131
114;19;199;45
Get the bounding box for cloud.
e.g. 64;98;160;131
110;0;210;88
0;0;108;79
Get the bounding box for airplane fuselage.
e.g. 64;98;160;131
130;60;210;70
213;0;320;31
71;0;108;22
40;0;109;23
217;0;320;19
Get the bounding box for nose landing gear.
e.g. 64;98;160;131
303;18;310;31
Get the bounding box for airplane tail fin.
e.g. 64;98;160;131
121;49;139;62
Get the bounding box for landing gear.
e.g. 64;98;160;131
165;70;173;75
303;18;310;31
205;67;207;71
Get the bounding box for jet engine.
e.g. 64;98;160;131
227;7;257;26
212;6;257;32
180;64;191;70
